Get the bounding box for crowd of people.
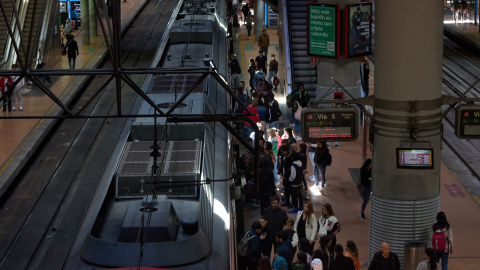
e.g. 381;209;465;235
240;208;453;270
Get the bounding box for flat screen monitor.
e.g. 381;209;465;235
345;2;372;58
396;148;433;169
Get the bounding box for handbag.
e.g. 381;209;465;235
273;77;279;86
294;101;302;121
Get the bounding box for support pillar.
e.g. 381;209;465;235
254;0;265;41
369;0;444;267
81;0;90;44
89;0;97;36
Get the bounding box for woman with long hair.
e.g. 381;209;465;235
312;235;332;270
258;255;272;270
345;240;360;270
432;212;453;270
359;158;372;219
294;202;318;255
318;203;340;256
416;248;439;270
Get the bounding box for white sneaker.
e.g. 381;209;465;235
12;105;15;111
19;105;23;111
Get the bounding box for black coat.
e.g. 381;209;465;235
230;58;242;75
267;99;281;123
368;251;400;270
66;40;78;59
329;255;355;270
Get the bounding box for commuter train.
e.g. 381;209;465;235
79;1;239;269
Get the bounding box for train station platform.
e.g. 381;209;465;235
233;11;480;270
0;3;479;269
0;0;147;196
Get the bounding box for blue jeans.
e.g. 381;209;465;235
68;57;76;69
293;116;301;136
245;125;254;139
308;151;315;176
361;186;371;214
313;163;327;187
435;251;449;270
268;71;276;86
261;47;268;57
268;121;279;130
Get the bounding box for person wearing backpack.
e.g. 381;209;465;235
431;211;453;270
313;142;331;189
238;221;262;270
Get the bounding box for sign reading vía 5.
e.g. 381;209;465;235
455;105;480;139
301;108;358;142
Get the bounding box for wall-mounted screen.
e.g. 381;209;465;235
396;148;433;169
345;2;372;58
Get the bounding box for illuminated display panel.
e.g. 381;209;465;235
396;148;433;169
455;106;480;139
301;108;358;142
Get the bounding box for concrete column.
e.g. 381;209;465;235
89;0;97;36
369;0;444;265
81;0;90;44
254;0;265;41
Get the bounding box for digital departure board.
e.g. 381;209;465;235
301;108;358;142
455;105;480;139
396;148;433;169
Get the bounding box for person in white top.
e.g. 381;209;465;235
11;64;25;111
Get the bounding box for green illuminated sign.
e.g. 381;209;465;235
308;4;338;58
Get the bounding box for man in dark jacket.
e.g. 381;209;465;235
267;98;281;130
263;196;288;251
368;242;401;270
329;244;355;270
239;221;262;270
259;151;276;214
229;54;242;89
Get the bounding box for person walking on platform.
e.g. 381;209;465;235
229;54;242;89
431;211;453;270
313;141;330;189
66;35;79;69
245;15;253;40
11;64;25;111
360;158;372;220
368;242;400;270
255;50;268;74
64;19;73;37
268;54;278;88
0;75;13;112
258;29;270;57
247;58;256;89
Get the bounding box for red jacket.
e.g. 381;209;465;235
243;106;260;126
0;76;12;93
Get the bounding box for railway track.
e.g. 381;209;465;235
442;36;480;182
0;0;179;268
